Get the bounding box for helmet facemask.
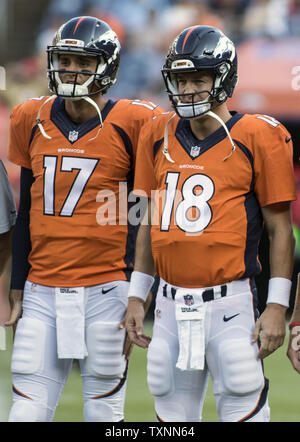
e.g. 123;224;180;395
161;26;239;164
162;60;235;119
38;17;121;141
162;26;238;119
47;18;121;100
47;47;117;100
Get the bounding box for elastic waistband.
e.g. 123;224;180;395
24;279;129;295
158;277;254;302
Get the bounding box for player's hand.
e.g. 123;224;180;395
119;318;134;358
252;303;286;359
120;291;153;357
4;289;23;332
121;331;134;359
124;297;151;349
287;327;300;374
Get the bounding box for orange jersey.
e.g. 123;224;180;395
7;96;162;287
134;112;296;288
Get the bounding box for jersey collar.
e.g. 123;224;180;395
175;111;244;160
50;97;117;144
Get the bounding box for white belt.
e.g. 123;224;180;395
159;277;252;302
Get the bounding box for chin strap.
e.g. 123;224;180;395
83;96;103;141
162;110;236;164
162;112;177;163
206;110;236;161
36;95;57;139
36;95;104;141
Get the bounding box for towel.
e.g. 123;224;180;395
55;287;88;359
175;288;207;371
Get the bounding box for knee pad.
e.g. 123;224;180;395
85;322;126;378
147;338;174;397
9;400;47;422
10;378;49;422
218;338;264;396
83;380;126;422
11;318;46;375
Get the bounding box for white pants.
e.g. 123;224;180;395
147;278;270;422
9;280;129;422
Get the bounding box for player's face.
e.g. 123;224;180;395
58;54;98;85
176;70;214;103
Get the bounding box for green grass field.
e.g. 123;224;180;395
0;322;299;422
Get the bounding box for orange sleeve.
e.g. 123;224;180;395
129;100;163;164
7;102;35;169
252;117;296;207
134;119;158;198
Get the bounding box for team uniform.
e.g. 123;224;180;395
134;110;296;421
7;95;161;421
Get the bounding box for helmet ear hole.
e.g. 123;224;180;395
217;63;229;75
218;91;227;102
100;77;111;86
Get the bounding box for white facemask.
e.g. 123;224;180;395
176;99;211;119
56;83;89;100
175;89;214;119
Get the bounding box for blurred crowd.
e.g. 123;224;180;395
1;0;300;241
4;0;300;112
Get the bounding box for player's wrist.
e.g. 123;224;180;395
128;271;154;302
128;297;145;305
266;277;291;308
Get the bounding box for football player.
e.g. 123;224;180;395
125;25;296;422
5;16;161;422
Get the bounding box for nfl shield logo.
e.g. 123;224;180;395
69;130;79;142
190;145;200;158
184;294;194;306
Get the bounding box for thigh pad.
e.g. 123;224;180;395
85;321;126;378
219;338;264;396
11;318;46;375
147;338;174;397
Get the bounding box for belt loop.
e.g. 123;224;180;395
202;289;214;302
221;285;227;297
171;287;177;299
163;284;167;298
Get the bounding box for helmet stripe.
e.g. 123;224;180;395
181;26;198;52
73;16;86;34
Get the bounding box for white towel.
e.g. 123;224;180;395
175;289;207;371
55;287;88;359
